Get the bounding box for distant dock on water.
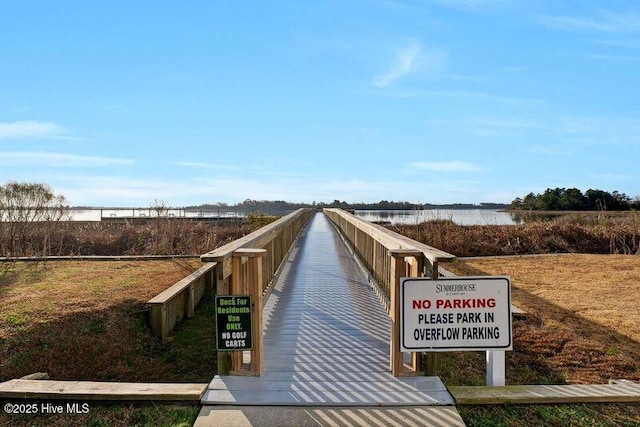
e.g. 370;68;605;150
68;208;248;224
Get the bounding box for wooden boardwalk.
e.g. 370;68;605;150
202;213;454;407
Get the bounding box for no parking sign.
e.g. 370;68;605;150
401;276;512;352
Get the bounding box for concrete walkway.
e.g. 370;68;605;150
197;213;463;425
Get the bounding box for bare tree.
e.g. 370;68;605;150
0;182;68;257
150;199;168;218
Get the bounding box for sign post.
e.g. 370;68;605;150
215;295;253;352
400;276;512;385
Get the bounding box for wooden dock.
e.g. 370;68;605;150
202;213;454;407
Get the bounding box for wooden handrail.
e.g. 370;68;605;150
201;208;313;262
323;208;456;264
323;208;455;297
202;208;315;297
324;208;456;377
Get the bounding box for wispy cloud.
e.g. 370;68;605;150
43;168;503;206
0;152;134;167
470;117;541;136
470;116;592;135
472;117;540;130
373;42;422;87
9;107;29;114
372;42;448;88
585;53;640;61
172;161;240;170
471;115;640;146
60;176;181;206
537;10;640;33
591;173;636;182
592;39;640;48
55;175;411;206
379;88;544;106
173;161;213;168
0;120;70;140
524;146;576;156
410;160;482;172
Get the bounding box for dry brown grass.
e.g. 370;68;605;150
389;214;640;256
447;254;640;384
0;260;201;381
1;219;250;257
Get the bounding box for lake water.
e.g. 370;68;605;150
63;208;520;225
354;209;522;225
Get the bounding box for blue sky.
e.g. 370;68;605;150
1;1;639;207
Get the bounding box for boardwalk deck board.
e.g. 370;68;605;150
202;389;455;406
450;384;640;405
208;376;449;392
202;213;454;407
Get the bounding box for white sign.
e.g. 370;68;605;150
401;276;512;352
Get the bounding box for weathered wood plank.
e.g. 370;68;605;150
146;262;217;342
0;379;207;401
511;305;526;315
450;384;640;405
148;262;216;304
19;372;49;380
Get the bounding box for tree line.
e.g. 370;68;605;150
510;188;640;211
187;199;508;215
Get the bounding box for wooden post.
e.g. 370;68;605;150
389;249;423;377
424;260;439;376
187;284;195;318
389;252;405;377
215;262;232;375
246;249;266;376
230;253;245;373
205;266;213;293
233;248;266;376
407;254;424;373
149;304;168;343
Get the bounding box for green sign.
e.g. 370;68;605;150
215;295;253;351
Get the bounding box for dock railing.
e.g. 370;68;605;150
201;208;315;376
323;208;457;377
